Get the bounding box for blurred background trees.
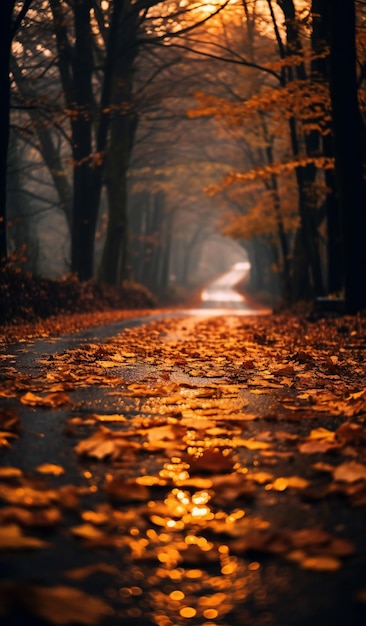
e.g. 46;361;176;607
2;0;366;311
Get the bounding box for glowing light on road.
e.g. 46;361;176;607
233;261;251;270
201;288;244;302
200;261;251;306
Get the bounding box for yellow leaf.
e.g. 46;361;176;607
75;426;140;460
20;392;71;408
0;484;58;507
0;524;50;550
0;505;61;527
239;439;271;450
71;523;107;540
81;510;110;525
36;464;65;476
309;428;336;441
0;467;23;479
333;461;366;483
299;439;339;454
96;360;120;368
0;432;18;447
249;471;274;484
300;555;341;571
91;413;126;423
271;476;309;491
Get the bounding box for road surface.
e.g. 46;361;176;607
0;282;365;626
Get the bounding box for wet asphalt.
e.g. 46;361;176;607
0;306;366;626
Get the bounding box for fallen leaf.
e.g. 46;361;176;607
312;461;335;473
0;506;61;527
0;467;23;479
218;412;259;421
0;484;58;507
289;528;332;547
96;360;121;368
248;377;284;389
238;439;271;450
299;555;341;571
0;432;18;447
249;471;275;484
20;391;71;408
75;426;140;460
71;523;108;541
298;440;340;454
271;476;309;491
0;523;50;549
81;510;110;525
298;427;339;454
336;421;366;446
309;427;336;440
333;461;366;483
141;423;186;443
26;585;113;625
91;413;127;423
36;463;65;476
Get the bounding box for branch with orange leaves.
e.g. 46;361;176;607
205;156;335;196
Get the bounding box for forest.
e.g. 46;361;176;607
1;0;366;318
2;5;366;623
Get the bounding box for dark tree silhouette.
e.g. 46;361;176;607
0;0;32;263
323;0;366;312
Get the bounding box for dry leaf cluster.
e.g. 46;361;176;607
0;311;366;624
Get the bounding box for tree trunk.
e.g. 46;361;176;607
70;0;100;281
128;191;149;282
323;135;342;294
311;0;343;294
150;191;165;291
50;0;124;282
158;209;173;292
274;0;324;298
0;2;15;262
0;0;33;263
99;111;138;285
97;3;139;286
326;0;366;312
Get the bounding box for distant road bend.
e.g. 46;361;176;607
198;261;266;314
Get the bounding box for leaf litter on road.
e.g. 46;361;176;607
0;312;366;624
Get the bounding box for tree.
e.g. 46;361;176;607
186;0;365;306
323;0;366;312
10;54;73;230
186;2;309;302
96;0;141;285
0;0;32;263
311;0;342;295
48;0;229;283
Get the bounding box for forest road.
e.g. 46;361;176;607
0;307;366;626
